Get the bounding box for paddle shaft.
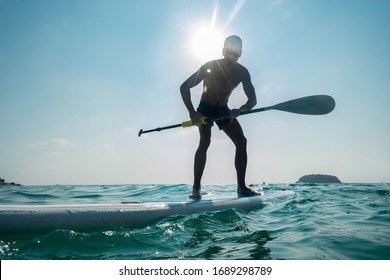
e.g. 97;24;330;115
138;95;335;137
138;123;182;136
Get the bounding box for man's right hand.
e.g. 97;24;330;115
190;111;206;126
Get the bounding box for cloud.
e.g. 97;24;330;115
41;138;75;147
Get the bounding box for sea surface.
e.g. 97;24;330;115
0;183;389;260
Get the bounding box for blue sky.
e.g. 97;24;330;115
1;0;389;185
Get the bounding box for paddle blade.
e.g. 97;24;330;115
270;95;335;115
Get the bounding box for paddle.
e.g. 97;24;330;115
138;94;335;137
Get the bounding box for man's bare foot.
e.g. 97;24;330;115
237;185;260;197
189;187;202;200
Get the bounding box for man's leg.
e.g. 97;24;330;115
222;119;259;195
190;123;212;198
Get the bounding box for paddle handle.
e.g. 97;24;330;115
181;118;207;127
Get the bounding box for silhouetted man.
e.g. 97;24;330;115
180;35;259;199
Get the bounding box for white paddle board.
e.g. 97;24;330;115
0;190;294;234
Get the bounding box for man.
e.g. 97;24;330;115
180;35;260;199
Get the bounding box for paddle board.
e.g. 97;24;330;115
0;190;294;234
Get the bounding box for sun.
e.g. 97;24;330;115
189;24;227;63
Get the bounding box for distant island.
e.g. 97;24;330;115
0;177;22;186
296;174;341;183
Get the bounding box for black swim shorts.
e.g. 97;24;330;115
197;101;231;129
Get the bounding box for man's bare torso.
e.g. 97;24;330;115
200;58;249;105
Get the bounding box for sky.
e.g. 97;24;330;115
0;0;389;185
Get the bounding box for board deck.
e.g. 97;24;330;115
0;190;294;234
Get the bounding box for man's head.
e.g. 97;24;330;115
223;35;242;61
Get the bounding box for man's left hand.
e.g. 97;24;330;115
230;108;241;119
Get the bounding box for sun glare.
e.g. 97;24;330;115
189;24;226;63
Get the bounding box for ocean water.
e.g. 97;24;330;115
0;183;389;260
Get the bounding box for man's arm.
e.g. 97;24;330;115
230;68;257;118
240;69;257;111
180;66;205;125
